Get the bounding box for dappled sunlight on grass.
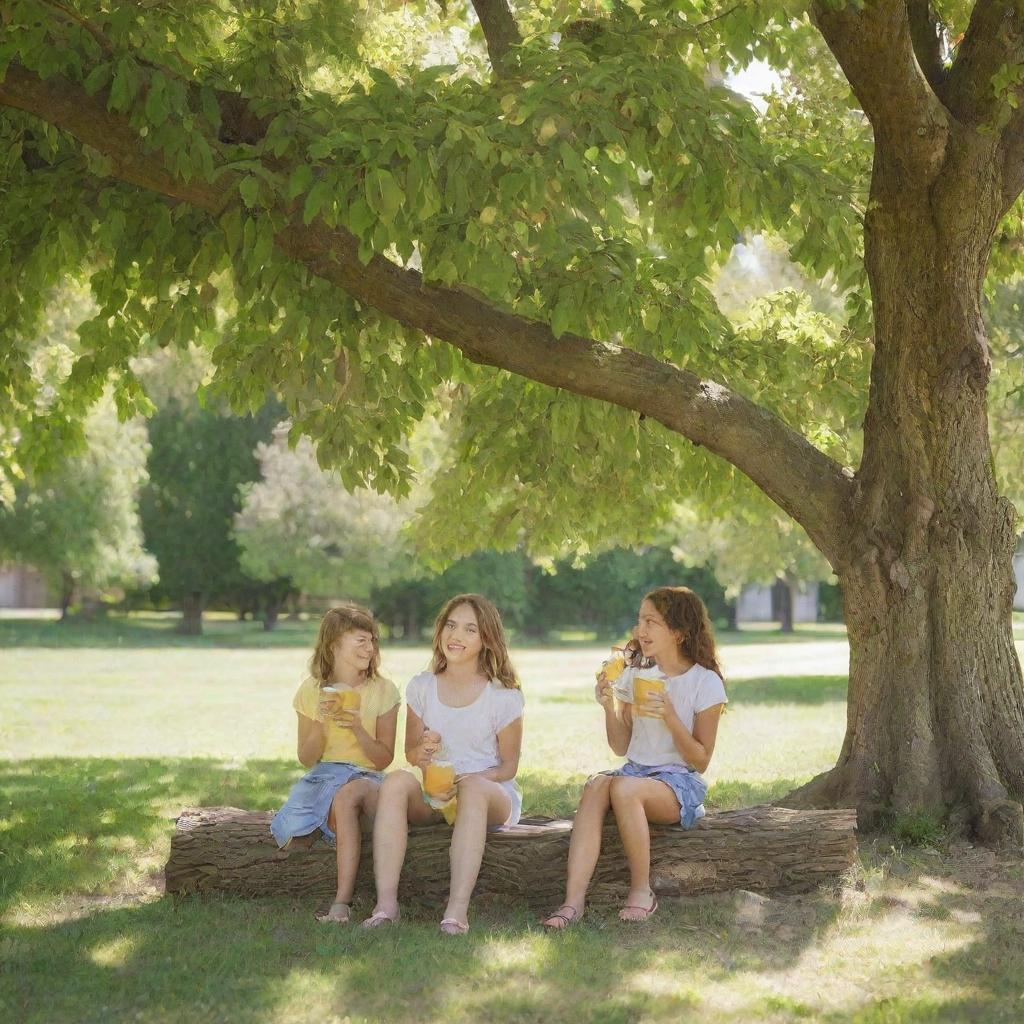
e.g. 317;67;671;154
5;630;1024;1021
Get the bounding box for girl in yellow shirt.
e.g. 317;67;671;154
270;605;400;923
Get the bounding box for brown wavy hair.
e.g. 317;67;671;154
430;593;520;689
309;604;381;685
643;586;724;680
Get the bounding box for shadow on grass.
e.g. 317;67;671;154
2;762;1019;1022
0;757;298;912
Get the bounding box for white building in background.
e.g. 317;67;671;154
0;564;53;608
736;580;820;624
1014;551;1024;611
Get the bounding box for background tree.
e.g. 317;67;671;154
234;429;406;627
139;395;278;634
0;392;156;618
2;1;1023;841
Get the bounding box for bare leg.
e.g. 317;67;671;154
323;779;379;914
609;775;680;921
542;773;614;929
442;776;512;930
365;770;438;924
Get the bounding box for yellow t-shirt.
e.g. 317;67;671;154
293;675;401;768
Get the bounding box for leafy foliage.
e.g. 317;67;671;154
234;429;409;601
0;392;156;609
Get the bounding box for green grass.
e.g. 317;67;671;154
2;624;1024;1023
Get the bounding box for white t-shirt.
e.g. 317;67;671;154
613;664;727;769
405;672;525;776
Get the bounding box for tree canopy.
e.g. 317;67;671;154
4;0;1024;835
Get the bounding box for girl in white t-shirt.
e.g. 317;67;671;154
362;593;525;935
543;586;727;929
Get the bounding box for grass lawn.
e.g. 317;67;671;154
2;614;1024;1023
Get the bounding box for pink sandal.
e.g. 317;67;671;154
361;909;400;929
618;896;658;922
439;917;469;935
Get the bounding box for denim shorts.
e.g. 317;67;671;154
270;761;383;849
603;760;708;828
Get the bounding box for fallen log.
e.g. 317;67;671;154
164;805;857;907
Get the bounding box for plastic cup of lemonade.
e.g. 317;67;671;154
320;686;340;718
424;761;456;798
634;677;666;717
339;690;361;715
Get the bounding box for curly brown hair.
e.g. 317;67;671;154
309;604;381;685
643;586;724;679
430;593;520;689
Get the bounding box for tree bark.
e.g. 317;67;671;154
164;805;858;906
772;577;794;633
782;134;1024;847
58;569;74;622
178;590;203;636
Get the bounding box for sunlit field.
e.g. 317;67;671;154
2;613;1023;1024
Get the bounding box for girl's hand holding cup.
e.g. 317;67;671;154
414;729;443;768
595;650;625;709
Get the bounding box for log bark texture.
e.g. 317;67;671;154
164;805;858;907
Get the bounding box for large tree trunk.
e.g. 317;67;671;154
164;805;858;905
785;138;1024;846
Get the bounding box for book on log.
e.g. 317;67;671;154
164;805;857;907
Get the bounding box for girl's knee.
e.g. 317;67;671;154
379;770;418;800
609;775;641;804
333;779;372;810
581;773;613;802
456;774;491;800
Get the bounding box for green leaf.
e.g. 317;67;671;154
303;180;333;225
287;164;313;201
364;169;404;225
239;176;260;209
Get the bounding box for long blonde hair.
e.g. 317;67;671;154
430;593;520;689
309;604;381;685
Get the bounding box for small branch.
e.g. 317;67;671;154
469;0;521;74
938;0;1024;126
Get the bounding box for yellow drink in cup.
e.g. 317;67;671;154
320;687;360;724
634;677;666;717
602;652;626;682
424;762;456;798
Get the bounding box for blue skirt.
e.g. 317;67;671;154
604;760;708;828
270;761;383;848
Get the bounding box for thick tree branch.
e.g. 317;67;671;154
469;0;521;74
811;0;950;173
0;62;855;564
938;0;1024;125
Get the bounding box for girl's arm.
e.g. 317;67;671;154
463;716;523;784
654;698;725;773
296;712;328;768
596;673;633;756
341;704;399;771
